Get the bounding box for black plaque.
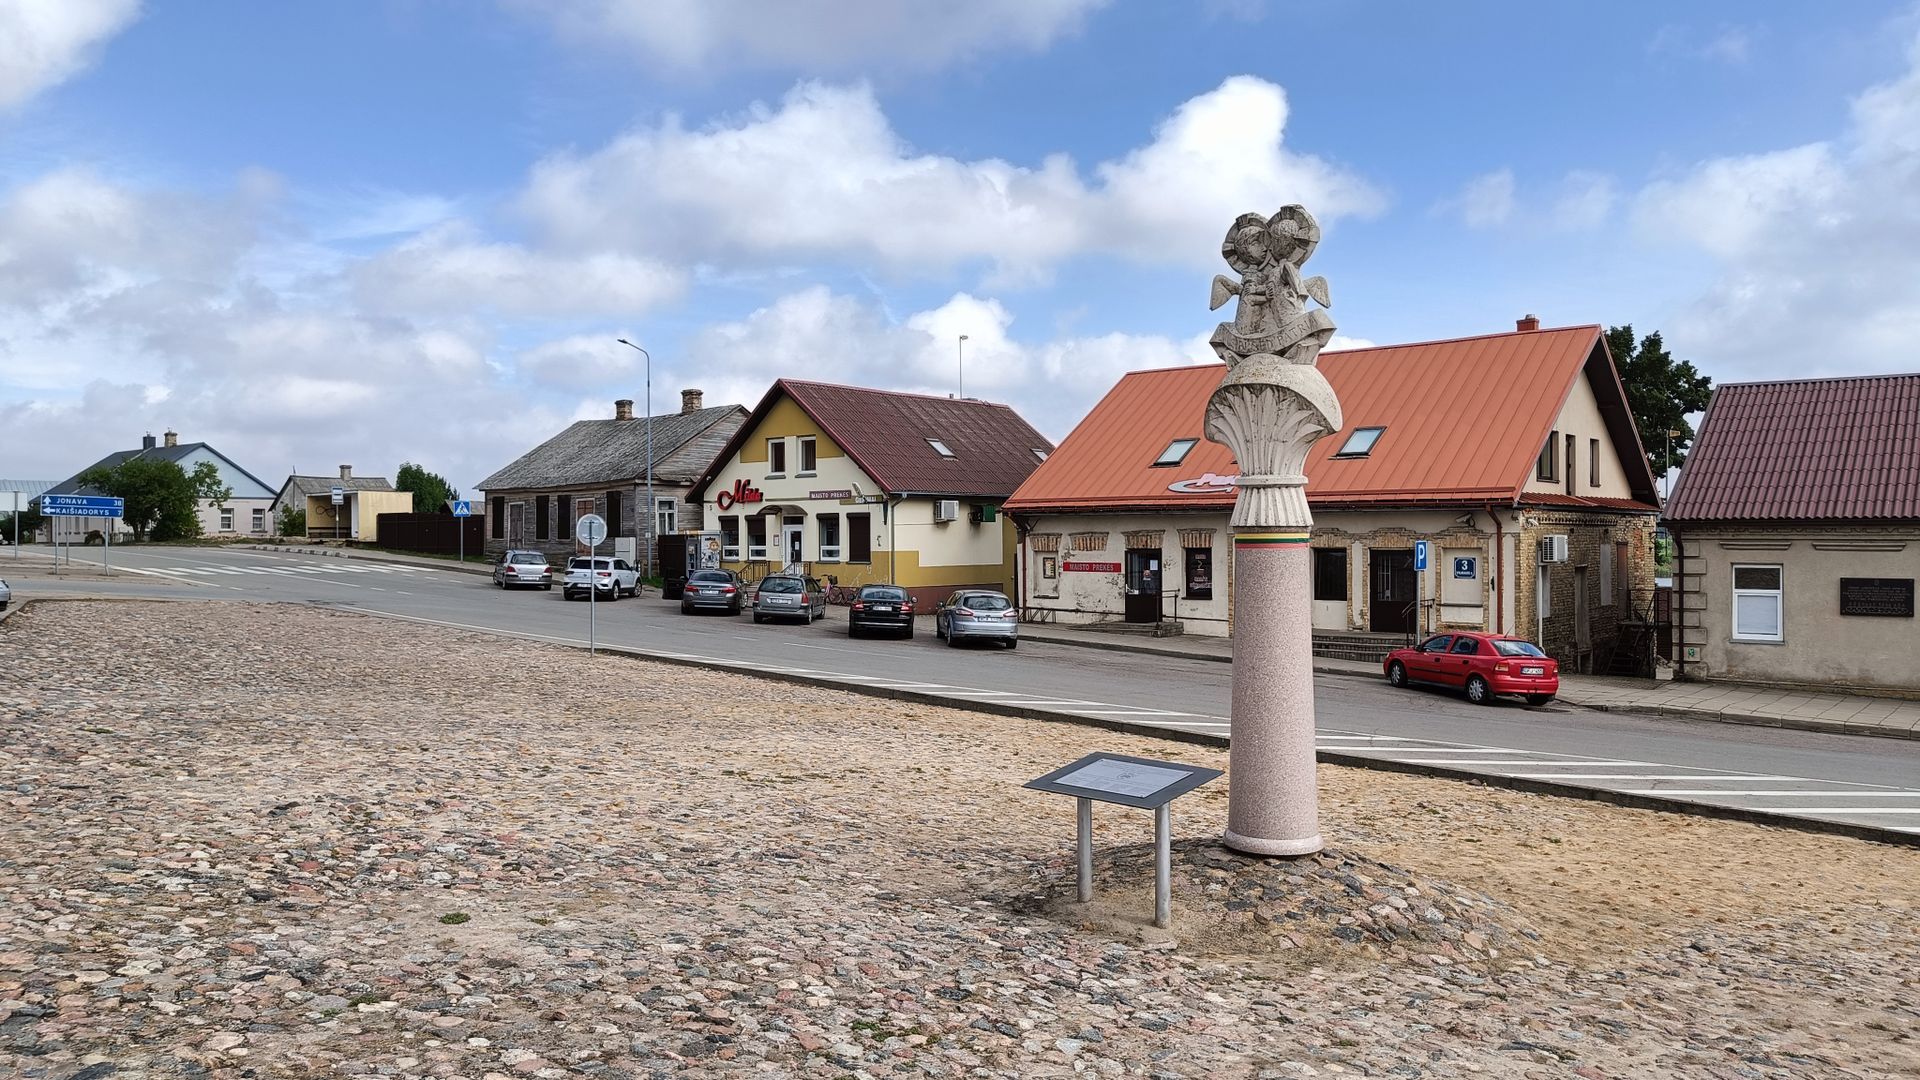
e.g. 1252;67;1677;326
1839;577;1915;618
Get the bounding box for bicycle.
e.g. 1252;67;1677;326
824;575;858;605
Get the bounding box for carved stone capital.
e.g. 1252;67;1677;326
1204;355;1342;530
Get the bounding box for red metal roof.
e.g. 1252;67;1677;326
1007;325;1655;513
1665;373;1920;522
690;380;1054;500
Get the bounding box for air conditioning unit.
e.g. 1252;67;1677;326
933;499;960;523
1539;535;1569;564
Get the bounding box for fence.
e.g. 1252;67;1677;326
376;513;484;556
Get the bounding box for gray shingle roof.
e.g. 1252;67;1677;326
477;405;748;492
49;442;275;499
276;475;397;505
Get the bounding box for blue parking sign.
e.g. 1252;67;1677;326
1413;540;1429;571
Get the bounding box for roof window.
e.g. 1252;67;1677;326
1333;427;1385;458
1152;438;1199;467
926;438;956;459
1032;448;1049;462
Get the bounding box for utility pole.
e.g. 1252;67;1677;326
617;339;655;586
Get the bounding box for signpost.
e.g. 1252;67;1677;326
1413;540;1429;637
451;500;473;563
42;495;125;575
577;512;607;655
330;486;346;541
1025;752;1222;928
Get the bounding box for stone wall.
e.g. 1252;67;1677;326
1515;510;1658;672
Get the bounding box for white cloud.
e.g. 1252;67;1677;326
1551;170;1618;231
1445;169;1515;229
515;334;645;387
519;77;1384;282
1634;144;1843;258
516;0;1107;74
0;0;140;110
353;222;686;318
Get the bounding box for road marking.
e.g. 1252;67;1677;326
1368;747;1540;755
1073;708;1189;716
1501;773;1793;780
1387;759;1628;766
1733;807;1920;814
1315;734;1411;741
1615;789;1920;796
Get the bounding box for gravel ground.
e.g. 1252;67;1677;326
1;600;1915;1080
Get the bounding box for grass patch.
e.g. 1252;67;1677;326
439;912;471;925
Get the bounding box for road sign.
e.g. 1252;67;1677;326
1414;540;1429;571
41;495;125;517
577;513;607;547
330;486;345;505
451;500;474;517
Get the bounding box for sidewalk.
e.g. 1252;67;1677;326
1014;621;1920;741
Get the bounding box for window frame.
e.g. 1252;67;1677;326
491;496;505;539
219;506;235;532
1450;636;1482;655
1032;448;1049;463
847;512;872;563
1184;546;1213;600
558;498;572;541
719;515;741;560
1332;426;1386;458
535;495;550;541
766;438;788;476
797;436;817;475
251;507;266;533
655;496;676;537
1152;438;1199;468
817;512;842;561
926;438;956;459
1589;438;1601;488
605;490;623;537
1312;547;1348;602
1731;563;1785;643
1536;430;1559;481
745;515;769;561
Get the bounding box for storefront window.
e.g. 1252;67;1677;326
848;513;872;563
1184;547;1212;599
719;516;740;559
818;513;842;560
1313;547;1348;601
746;516;768;559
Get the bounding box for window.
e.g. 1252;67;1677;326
1732;564;1784;642
767;438;787;475
558;499;572;541
1589;438;1600;488
1333;427;1385;458
251;508;265;533
491;496;505;539
817;513;842;561
1312;547;1348;601
1185;547;1213;599
926;438;955;459
719;515;741;559
1032;449;1049;463
655;496;676;537
1493;639;1546;658
848;512;872;562
798;436;817;475
1420;635;1453;653
1153;438;1199;467
746;516;768;560
535;495;550;541
1536;431;1558;481
1040;554;1057;580
1565;433;1576;496
219;507;234;532
1451;637;1482;655
606;491;623;536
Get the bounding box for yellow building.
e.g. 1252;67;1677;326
686;379;1054;607
304;487;414;543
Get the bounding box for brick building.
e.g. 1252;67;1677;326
1004;320;1663;672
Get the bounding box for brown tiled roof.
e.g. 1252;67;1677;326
1006;325;1658;513
690;380;1053;500
1665;373;1920;522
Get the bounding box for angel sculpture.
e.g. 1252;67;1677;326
1208;205;1336;367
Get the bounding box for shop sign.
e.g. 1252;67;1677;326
1167;472;1238;495
714;478;765;511
1063;560;1123;573
808;488;852;500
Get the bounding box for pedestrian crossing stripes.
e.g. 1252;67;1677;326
125;561;439;578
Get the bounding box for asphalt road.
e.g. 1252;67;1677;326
11;543;1919;840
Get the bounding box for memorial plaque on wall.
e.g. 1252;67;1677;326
1839;577;1915;617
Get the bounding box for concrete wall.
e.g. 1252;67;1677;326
199;497;275;536
1673;523;1920;692
1523;370;1635;500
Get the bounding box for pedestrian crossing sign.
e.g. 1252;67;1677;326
451;500;474;517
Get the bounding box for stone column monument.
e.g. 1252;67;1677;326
1204;206;1342;856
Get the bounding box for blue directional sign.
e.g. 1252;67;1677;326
1413;540;1429;571
41;494;124;518
451;500;474;517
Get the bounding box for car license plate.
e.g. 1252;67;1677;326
1522;665;1544;675
872;604;894;612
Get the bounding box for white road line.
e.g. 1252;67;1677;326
1316;734;1411;741
1615;790;1920;796
1387;759;1627;766
1370;748;1541;755
218;566;271;575
1738;807;1920;814
1073;708;1189;716
1501;773;1793;780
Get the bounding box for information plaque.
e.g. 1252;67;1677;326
1839;577;1914;618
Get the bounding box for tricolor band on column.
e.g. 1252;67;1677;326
1233;531;1311;548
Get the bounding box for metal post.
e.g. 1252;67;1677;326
616;338;654;589
589;538;597;656
1075;797;1093;903
104;520;110;576
1153;804;1171;929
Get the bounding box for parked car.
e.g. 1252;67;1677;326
492;550;553;590
934;589;1018;648
0;577;11;612
680;569;745;615
1383;631;1558;706
752;574;826;624
848;584;915;638
562;556;638;601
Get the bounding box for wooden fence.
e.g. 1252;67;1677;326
376;513;484;556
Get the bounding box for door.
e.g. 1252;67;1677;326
782;523;803;567
1575;566;1591;659
1368;549;1416;633
1124;549;1162;623
508;502;527;547
1445;634;1484;687
1409;635;1451;681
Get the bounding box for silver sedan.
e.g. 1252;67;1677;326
752;575;826;624
935;590;1018;648
0;576;10;612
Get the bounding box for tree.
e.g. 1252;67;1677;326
277;504;307;537
395;462;459;514
1607;325;1714;477
76;459;231;542
0;503;46;543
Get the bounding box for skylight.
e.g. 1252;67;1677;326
1032;448;1049;462
1333;427;1385;457
927;438;956;458
1152;438;1198;467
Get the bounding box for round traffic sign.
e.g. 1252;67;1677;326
576;513;607;547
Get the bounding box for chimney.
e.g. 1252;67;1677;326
680;389;704;414
1516;314;1541;332
615;398;635;421
339;465;353;481
163;430;178;448
142;433;156;451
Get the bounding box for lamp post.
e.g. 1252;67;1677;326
616;338;653;587
1663;428;1682;502
957;334;969;398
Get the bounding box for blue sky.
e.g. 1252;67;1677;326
4;1;1918;490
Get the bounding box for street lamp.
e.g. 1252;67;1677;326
616;338;653;587
957;334;969;399
1663;428;1683;502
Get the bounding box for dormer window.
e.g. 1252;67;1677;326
1333;427;1385;458
927;438;956;459
1152;438;1198;467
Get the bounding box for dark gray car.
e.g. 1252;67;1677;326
680;569;744;615
935;590;1018;648
752;574;826;624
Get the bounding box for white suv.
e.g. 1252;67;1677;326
563;557;639;601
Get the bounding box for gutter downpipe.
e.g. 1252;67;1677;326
1486;502;1505;634
1670;520;1685;680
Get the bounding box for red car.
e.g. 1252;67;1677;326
1383;631;1558;706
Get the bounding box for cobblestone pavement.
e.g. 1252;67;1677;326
2;601;1916;1079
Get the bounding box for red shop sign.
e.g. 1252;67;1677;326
1062;560;1122;573
714;478;765;511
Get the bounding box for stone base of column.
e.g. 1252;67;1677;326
1223;531;1323;857
1222;827;1324;857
